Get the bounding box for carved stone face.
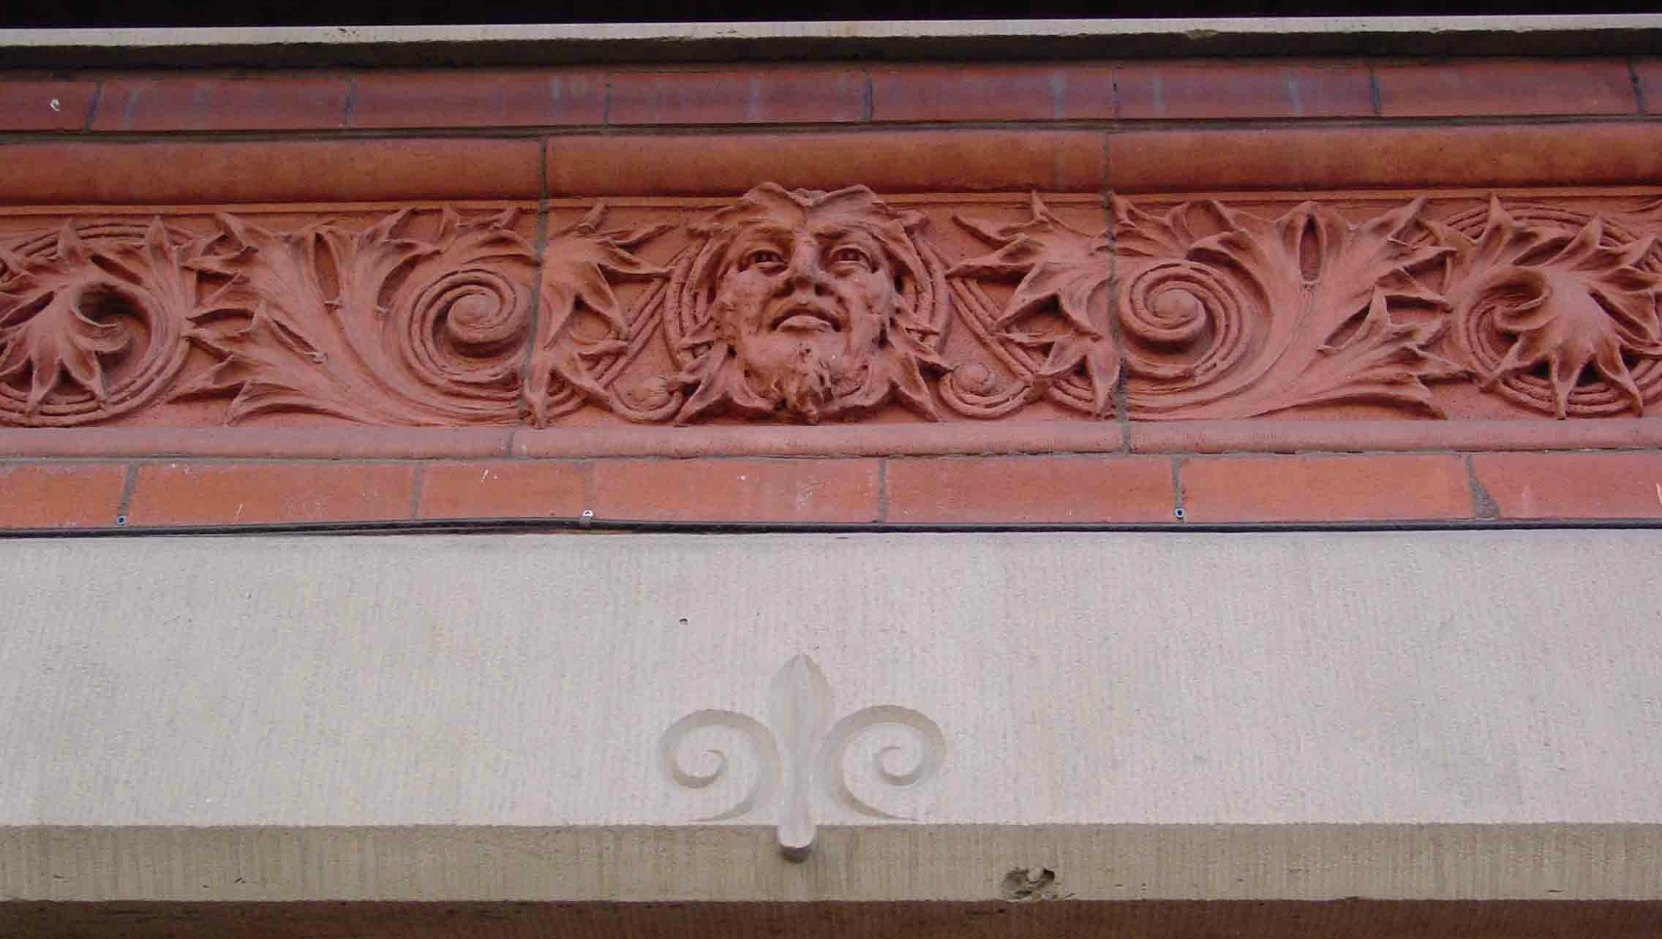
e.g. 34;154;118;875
711;209;898;419
676;184;939;424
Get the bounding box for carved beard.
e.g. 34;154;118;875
741;338;867;423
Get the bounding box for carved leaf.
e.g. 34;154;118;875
182;210;538;425
0;220;198;424
526;205;670;426
952;195;1119;416
1433;198;1662;417
1114;197;1459;419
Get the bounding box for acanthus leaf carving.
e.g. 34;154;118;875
180;208;537;425
948;195;1118;417
1112;196;1462;419
1432;197;1662;418
3;189;1662;429
526;204;673;426
0;219;200;425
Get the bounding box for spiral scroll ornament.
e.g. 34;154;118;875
1119;260;1252;384
1436;200;1662;418
0;221;198;426
659;655;946;861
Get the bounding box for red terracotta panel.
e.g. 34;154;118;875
884;456;1174;523
417;461;587;519
351;70;604;128
1376;60;1637;118
90;76;350;132
0;463;126;528
1471;452;1662;519
609;68;865;125
1179;454;1472;522
1114;63;1375;120
1637;59;1662;114
126;462;417;526
0;138;543;204
590;458;880;522
871;65;1057;122
546;130;1106;195
1107;122;1662;192
0;80;98;131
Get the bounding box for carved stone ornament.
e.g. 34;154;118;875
2;189;1659;427
659;655;946;861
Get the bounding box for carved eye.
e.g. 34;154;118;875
741;248;786;272
828;245;874;270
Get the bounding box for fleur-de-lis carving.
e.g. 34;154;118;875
658;654;946;861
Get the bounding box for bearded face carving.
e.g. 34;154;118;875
666;184;946;423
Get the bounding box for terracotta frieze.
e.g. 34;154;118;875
2;187;1660;429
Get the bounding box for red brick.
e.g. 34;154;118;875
1472;452;1662;519
0;138;542;204
351;70;604;128
885;456;1174;523
126;462;416;526
0;463;126;528
1376;60;1636;118
591;459;879;522
418;461;586;519
1113;63;1375;120
1179;455;1472;522
1107;122;1662;193
547;130;1106;196
1638;60;1662;114
871;65;1057;122
0;80;98;131
90;76;349;132
609;68;865;125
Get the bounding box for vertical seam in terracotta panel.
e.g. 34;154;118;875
517;180;552;437
342;74;359;128
114;462;139;525
876;457;889;523
579;459;596;516
118;81;141;132
1050;69;1066;122
601;75;613;126
82;79;103;133
1367;64;1383;118
1100;133;1129;444
1170;456;1186;523
1631;60;1649;115
408;461;426;519
861;70;873;123
1465;452;1500;520
1110;67;1121;121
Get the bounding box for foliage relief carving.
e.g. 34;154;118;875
2;188;1660;427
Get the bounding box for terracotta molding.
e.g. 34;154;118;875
545;131;1108;196
1108;122;1662;193
0;139;544;205
1128;419;1662;454
8;419;1662;460
0;427;514;459
2;17;1660;68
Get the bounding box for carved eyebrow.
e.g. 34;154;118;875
811;226;883;252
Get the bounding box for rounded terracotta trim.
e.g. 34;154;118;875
2;419;1662;460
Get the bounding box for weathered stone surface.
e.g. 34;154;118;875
0;531;1657;901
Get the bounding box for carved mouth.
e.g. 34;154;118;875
768;304;842;333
